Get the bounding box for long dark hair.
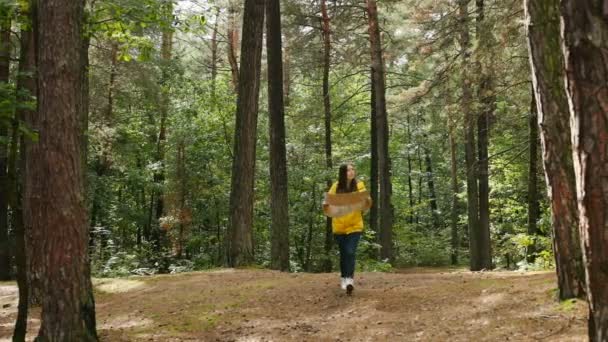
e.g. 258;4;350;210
337;163;357;193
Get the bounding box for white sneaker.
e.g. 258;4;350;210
340;277;347;290
345;277;354;295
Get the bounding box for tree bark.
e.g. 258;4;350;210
370;69;379;235
367;0;393;261
0;4;11;281
321;0;333;272
266;0;290;271
176;142;187;258
152;4;173;253
13;3;37;337
559;1;608;339
305;183;316;272
524;0;584;299
227;2;240;91
29;0;98;338
448;108;460;265
210;7;219;98
459;0;482;271
227;0;265;267
527;90;540;262
475;0;493;270
423;141;439;230
406;114;415;225
283;41;291;107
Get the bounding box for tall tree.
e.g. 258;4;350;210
27;0;97;338
524;0;584;299
560;1;608;339
474;0;493;270
423;140;439;230
367;0;393;261
266;0;290;271
0;2;11;281
448;106;460;265
369;69;379;235
527;90;540;262
226;0;265;267
13;1;37;337
227;1;240;91
210;7;220;97
321;0;333;272
458;0;482;271
152;1;174;252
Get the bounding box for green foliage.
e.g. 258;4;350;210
83;0;555;277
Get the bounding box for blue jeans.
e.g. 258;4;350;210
334;232;361;278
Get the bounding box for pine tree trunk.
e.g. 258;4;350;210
475;0;493;270
449;110;460;265
321;0;333;272
176;142;186;259
370;69;379;235
367;0;393;261
0;5;11;281
19;0;42;308
406;114;415;225
210;7;219;98
305;183;316;272
227;2;240;91
524;0;584;299
227;0;265;267
29;0;97;338
266;0;290;271
459;0;482;271
13;3;36;336
153;5;173;253
560;1;608;339
283;42;291;107
527;90;540;263
423;142;439;230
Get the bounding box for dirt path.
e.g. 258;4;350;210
0;269;587;341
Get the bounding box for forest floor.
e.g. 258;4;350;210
0;268;587;341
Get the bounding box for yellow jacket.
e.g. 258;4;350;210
328;181;366;235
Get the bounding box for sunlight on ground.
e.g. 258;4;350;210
94;278;146;293
99;314;153;330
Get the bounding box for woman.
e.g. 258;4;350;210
324;163;370;295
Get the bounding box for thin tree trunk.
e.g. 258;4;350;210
266;0;290;271
0;4;11;281
89;42;118;248
370;69;379;235
227;2;240;91
524;0;584;299
367;0;393;261
423;142;439;230
305;183;316;272
475;0;493;270
226;0;265;267
560;1;608;339
459;0;482;271
406;114;414;225
210;7;219;97
19;0;41;308
527;90;540;263
12;3;36;336
176;142;186;258
153;4;173;252
30;0;97;338
417;145;423;225
321;0;333;272
449;109;460;265
283;41;291;107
